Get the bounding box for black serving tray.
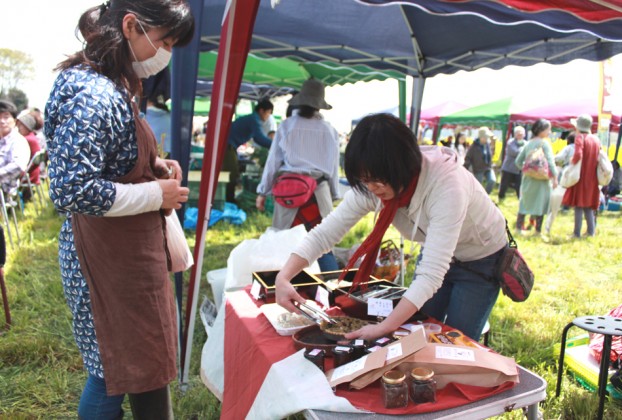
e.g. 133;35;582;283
251;270;322;301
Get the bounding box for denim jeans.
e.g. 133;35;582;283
419;247;504;341
317;251;339;272
78;375;124;420
474;169;496;194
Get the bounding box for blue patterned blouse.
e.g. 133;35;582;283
44;65;138;378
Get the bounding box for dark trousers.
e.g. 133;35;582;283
221;144;240;203
498;171;521;200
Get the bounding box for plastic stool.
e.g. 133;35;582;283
556;315;622;419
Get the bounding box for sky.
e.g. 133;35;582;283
2;0;622;134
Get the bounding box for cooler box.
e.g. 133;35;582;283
553;334;622;399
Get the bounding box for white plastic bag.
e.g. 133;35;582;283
224;225;320;291
560;159;581;188
165;211;194;272
597;149;614;186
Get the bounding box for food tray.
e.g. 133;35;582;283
292;325;341;353
260;303;315;336
251;270;322;301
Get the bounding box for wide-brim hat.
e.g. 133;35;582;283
570;113;593;133
288;79;332;110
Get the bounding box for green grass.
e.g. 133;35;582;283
1;192;621;419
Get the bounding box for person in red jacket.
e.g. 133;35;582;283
562;114;601;237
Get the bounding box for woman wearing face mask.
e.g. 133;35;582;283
44;1;194;418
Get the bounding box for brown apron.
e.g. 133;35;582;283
72;103;176;396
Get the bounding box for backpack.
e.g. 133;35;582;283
522;146;550;180
272;173;317;208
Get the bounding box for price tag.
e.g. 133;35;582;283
435;346;475;361
315;286;330;309
386;343;403;360
368;298;393;317
250;279;261;300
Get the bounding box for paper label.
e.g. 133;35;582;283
435;346;475;361
354;339;365;346
250;280;261;300
335;346;351;352
393;330;409;337
367;345;382;353
376;337;390;345
386;343;403;360
400;323;416;331
331;355;368;381
308;349;322;356
315;286;330;309
368;297;393;317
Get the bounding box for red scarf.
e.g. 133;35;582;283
339;175;419;292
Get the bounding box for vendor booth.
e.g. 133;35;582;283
167;1;622;409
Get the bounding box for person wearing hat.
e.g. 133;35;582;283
222;99;274;203
16;110;43;188
498;125;526;201
562;113;601;237
256;78;340;271
0;100;31;197
464;126;496;194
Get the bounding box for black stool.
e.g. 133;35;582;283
556;315;622;419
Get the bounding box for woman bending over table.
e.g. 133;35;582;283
275;113;507;341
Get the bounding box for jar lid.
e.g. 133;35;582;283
411;367;434;380
382;370;406;384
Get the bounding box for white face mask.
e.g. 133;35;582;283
129;20;172;79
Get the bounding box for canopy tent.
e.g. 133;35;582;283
438;97;523;141
511;98;622;133
420;100;469;140
195;80;296;100
174;0;622;384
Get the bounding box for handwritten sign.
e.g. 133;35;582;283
250;280;261;300
436;346;475;361
315;286;330;309
386;343;403;360
368;298;393;317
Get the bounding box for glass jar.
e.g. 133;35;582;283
351;339;367;360
381;370;409;409
410;367;437;403
332;346;353;368
304;348;325;372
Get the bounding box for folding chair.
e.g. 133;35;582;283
0;225;9;331
0;189;20;249
21;150;47;214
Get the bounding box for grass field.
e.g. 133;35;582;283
0;190;621;419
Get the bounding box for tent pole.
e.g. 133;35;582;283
409;76;426;137
180;0;261;386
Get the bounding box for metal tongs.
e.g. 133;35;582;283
293;301;338;325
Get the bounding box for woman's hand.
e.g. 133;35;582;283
154;157;183;182
158;179;189;210
256;195;266;211
344;322;390;341
275;275;305;313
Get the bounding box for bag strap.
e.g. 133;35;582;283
505;219;517;249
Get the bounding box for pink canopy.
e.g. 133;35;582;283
420;100;468;139
511;98;620;132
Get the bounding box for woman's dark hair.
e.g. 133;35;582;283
296;105;317;119
345;113;421;196
532;118;551;137
57;0;194;98
566;133;575;145
454;132;465;148
0;100;18;119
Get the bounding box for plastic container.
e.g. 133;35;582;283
206;268;227;310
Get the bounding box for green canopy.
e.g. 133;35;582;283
439;97;514;130
198;52;404;90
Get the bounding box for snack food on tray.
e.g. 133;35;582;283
277;312;315;329
320;316;369;336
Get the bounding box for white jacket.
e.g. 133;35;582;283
294;146;507;310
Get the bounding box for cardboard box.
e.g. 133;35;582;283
325;326;427;388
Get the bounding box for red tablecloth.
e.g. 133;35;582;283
221;288;515;419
